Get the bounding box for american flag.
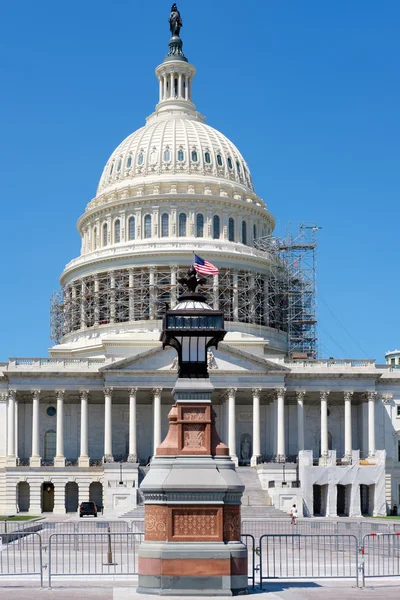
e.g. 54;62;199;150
193;254;219;276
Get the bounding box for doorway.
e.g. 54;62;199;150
337;484;347;516
42;482;54;512
89;482;103;511
65;482;79;513
360;484;374;515
17;482;30;512
313;484;327;516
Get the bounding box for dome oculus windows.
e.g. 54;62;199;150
213;215;220;239
179;213;187;237
114;220;121;244
161;213;169;237
126;156;132;169
227;157;233;170
177;149;184;162
137;152;144;166
217;154;223;167
163;148;171;162
191;149;198;163
46;406;56;417
236;160;241;174
144;214;152;239
117;159;122;172
196;214;204;237
204;151;211;164
128;217;135;240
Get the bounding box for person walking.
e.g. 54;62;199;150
290;504;298;525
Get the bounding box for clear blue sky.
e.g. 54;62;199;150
0;0;399;361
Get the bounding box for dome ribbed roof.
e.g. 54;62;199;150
97;114;254;195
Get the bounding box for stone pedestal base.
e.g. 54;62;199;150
78;456;90;467
6;457;17;467
29;456;41;468
250;455;260;467
138;541;247;596
53;456;66;467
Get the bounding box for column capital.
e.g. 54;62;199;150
251;388;262;397
381;393;393;405
129;388;138;397
152;387;163;399
320;390;330;401
366;391;378;402
80;390;90;401
227;387;237;397
55;389;65;400
296;390;306;401
344;391;354;402
275;387;286;398
104;387;113;397
9;389;17;400
32;390;41;400
0;392;8;403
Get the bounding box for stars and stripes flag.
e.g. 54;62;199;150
193;253;219;276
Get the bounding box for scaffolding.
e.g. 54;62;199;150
255;224;318;359
50;225;318;358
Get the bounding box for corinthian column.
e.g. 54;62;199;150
79;390;90;467
320;391;330;460
6;390;17;466
30;390;41;467
228;388;238;465
54;390;66;467
344;391;353;460
103;387;114;462
251;388;261;466
276;388;286;462
296;391;305;452
367;391;377;457
153;388;162;454
128;388;138;462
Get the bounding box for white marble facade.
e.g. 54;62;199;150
1;22;400;519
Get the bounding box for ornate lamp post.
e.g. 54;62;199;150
137;267;248;596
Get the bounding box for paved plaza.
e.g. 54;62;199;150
0;580;400;599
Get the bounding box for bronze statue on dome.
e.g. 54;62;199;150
169;4;183;37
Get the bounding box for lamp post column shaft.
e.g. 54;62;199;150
251;388;261;466
153;388;162;454
104;388;113;462
276;388;286;462
128;389;138;462
228;388;237;465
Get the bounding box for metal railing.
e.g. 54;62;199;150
48;532;143;588
359;533;400;586
0;532;43;587
240;533;256;589
242;519;337;539
259;534;359;587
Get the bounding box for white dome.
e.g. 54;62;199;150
97;113;254;196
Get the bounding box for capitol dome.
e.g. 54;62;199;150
97;115;254;196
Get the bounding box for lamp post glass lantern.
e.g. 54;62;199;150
160;267;226;378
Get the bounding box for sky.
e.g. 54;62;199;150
0;0;399;362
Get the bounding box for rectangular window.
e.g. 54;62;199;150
397;405;400;417
391;358;396;365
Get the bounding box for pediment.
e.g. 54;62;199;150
100;343;289;374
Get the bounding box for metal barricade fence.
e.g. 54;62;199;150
242;519;337;539
240;534;256;589
48;532;144;588
360;533;400;586
358;522;391;541
259;534;359;587
0;532;43;587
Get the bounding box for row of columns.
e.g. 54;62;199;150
3;388;379;466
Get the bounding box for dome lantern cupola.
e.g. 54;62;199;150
155;4;196;116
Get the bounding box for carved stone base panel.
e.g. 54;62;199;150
145;505;168;541
223;504;241;542
168;505;222;542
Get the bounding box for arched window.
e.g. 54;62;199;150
227;157;233;170
110;163;114;175
179;213;187;237
236;160;241;174
161;213;169;237
117;159;122;172
163;148;171;162
128;217;135;240
126;156;132;168
196;214;204;237
242;220;247;245
177;149;184;162
191;150;198;163
217;154;223;167
228;218;235;242
102;223;108;247
114;220;120;243
137;152;144;166
204;151;211;164
213;215;220;239
93;227;98;249
144;215;152;239
44;430;56;461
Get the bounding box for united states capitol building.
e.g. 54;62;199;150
1;10;400;519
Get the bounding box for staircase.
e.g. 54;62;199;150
238;467;288;519
121;465;288;520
